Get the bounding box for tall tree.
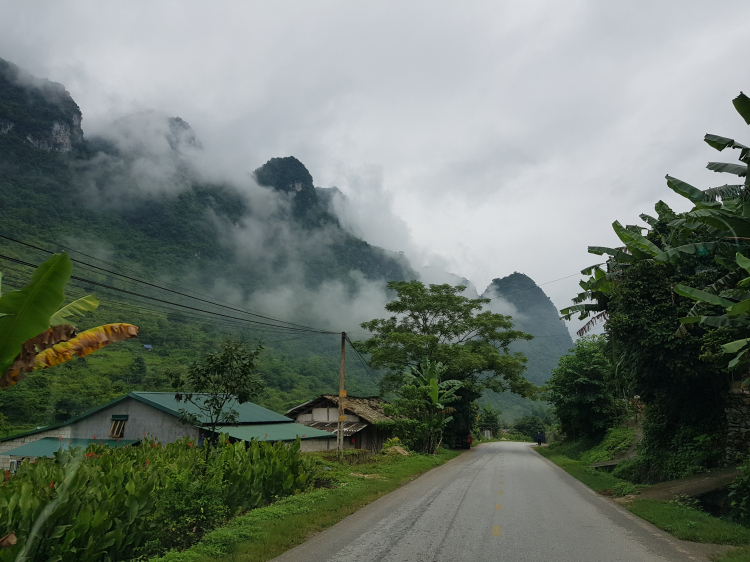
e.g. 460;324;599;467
353;281;534;442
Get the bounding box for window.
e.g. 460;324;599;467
109;415;128;438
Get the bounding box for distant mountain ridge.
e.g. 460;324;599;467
0;57;571;421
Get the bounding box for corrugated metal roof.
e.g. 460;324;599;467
217;423;334;442
286;395;389;423
0;393;293;444
1;437;138;458
298;421;369;437
131;393;292;424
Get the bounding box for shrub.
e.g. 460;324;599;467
0;436;314;562
728;456;750;523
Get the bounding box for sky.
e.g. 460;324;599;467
2;1;750;336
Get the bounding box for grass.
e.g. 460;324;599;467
537;447;624;492
627;499;750;546
713;545;750;562
154;447;462;562
538;443;750;560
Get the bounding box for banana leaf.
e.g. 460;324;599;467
707;162;747;176
653;241;723;263
723;338;750;354
704;133;749;153
673;284;736;307
639;213;658;227
0;324;78;388
588;246;635;263
49;295;100;326
733;92;750;126
666;175;721;208
612;221;660;257
32;323;139;370
0;253;72;375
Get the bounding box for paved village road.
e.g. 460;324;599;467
272;442;723;562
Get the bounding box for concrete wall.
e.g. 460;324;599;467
300;438;335;452
0;426;73;469
727;383;750;462
71;397;199;443
309;405;360;423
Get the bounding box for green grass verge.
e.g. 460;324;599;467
627;499;750;546
713;545;750;562
153;448;462;562
537;448;624;492
538;447;750;553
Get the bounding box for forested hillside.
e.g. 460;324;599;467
0;57;571;425
481;273;573;420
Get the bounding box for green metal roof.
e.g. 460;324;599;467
218;423;334;442
131;393;292;424
0;392;292;444
1;437;138;458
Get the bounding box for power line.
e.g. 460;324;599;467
486;273;582;300
0;234;329;333
0;254;337;335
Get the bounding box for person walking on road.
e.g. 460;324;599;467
537;431;543;446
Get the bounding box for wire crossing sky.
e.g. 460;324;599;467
2;1;750;336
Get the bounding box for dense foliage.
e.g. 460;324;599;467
378;359;460;453
546;336;620;440
557;92;750;482
0;436;313;562
354;280;534;443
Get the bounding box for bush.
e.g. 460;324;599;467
728;456;750;523
579;426;634;464
0;436;314;562
611;481;640;497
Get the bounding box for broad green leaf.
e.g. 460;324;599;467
727;299;750;317
639;213;658;227
704;134;748;152
736;252;750;275
722;338;750;354
655;200;675;220
673;284;735;307
728;349;748;369
612;221;660;257
654;242;720;263
678;316;702;324
699;314;749;328
588;246;635;263
706;162;747;177
666;175;720;207
733;92;750;125
0;253;72;375
49;295;100;326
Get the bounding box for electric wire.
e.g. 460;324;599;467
0;234;330;333
0;253;337;335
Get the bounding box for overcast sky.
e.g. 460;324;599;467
3;1;750;335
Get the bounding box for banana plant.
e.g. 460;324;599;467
676;252;750;369
0;252;138;388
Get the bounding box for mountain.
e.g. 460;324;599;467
480;272;573;421
0;57;571;425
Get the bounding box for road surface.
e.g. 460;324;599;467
273;442;724;562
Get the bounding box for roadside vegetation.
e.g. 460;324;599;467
155;446;461;562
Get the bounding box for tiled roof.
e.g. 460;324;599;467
131;392;291;424
217;423;334;442
286;395;390;423
297;421;369;437
1;437;138;458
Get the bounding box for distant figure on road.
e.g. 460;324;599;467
537;432;543;446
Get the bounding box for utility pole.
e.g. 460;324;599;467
338;331;346;455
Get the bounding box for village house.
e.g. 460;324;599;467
0;391;334;469
286;395;391;453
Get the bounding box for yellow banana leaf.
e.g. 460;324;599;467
0;324;77;388
33;323;139;370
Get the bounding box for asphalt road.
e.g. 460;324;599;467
272;442;723;562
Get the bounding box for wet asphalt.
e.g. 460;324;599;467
271;441;721;562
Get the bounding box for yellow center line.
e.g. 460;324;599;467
497;490;503;495
496;503;502;510
492;525;502;536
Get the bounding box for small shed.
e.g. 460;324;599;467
286;395;391;452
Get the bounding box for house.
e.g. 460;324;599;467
0;392;334;469
286;395;391;453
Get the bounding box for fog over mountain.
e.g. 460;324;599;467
0;57;571;417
